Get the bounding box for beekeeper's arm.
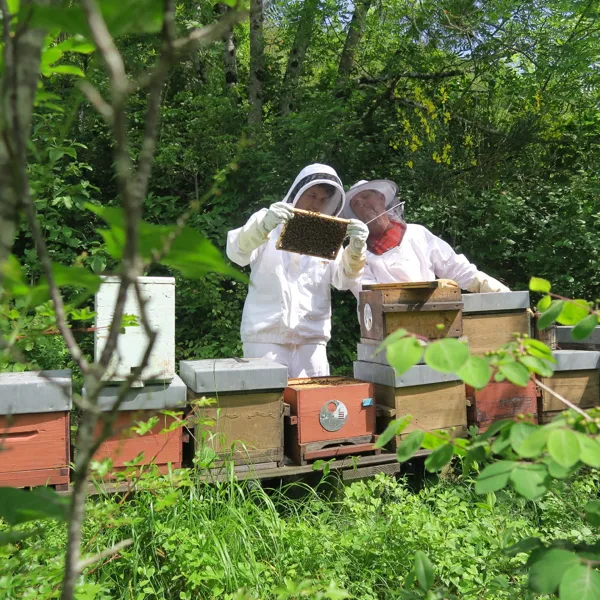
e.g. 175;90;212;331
332;219;369;290
226;203;294;267
426;228;510;293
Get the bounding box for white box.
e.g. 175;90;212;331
94;276;175;385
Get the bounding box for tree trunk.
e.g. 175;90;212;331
0;0;50;284
216;4;237;92
248;0;265;126
279;0;320;115
337;0;372;81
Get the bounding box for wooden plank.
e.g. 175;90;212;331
382;302;463;313
0;412;70;474
359;290;384;340
342;461;400;480
191;391;283;455
304;434;373;452
540;370;600;412
463;312;530;355
379;287;461;305
383;309;462;339
362;280;458;291
303;439;379;461
0;467;69;487
466;381;537;426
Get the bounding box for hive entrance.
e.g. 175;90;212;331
276;208;349;260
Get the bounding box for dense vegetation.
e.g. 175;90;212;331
12;0;600;375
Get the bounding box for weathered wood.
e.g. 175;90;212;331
375;381;467;450
0;412;70;487
540;370;600;412
303;437;379;462
463;312;530;355
383;309;462;339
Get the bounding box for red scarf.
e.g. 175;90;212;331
368;221;406;255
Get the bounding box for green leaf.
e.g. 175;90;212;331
414;551;434;592
0;528;38;546
519;427;551;458
386;336;423;375
557;300;591;326
375;328;408;355
374;415;412;449
528;549;580;594
0;487;68;526
396;430;425;462
510;422;538;453
504;537;544;557
424;338;469;373
519;356;554;378
558;564;600;600
523;338;555;361
475;461;516;494
537;295;552;312
47;64;86;77
529;277;551;293
498;362;531;387
572;314;599;341
584;501;600;527
577;434;600;468
424;443;454;472
456;355;492;389
547;429;581;468
545;458;573;479
510;463;550;500
51;263;102;292
479;419;514;440
1;255;29;296
538;300;565;330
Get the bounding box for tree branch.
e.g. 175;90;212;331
534;377;594;422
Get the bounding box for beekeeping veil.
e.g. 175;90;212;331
342;179;404;223
283;164;345;217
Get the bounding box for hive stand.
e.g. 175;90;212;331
354;361;467;450
0;370;72;489
539;351;600;423
284;377;378;466
85;376;187;479
180;358;288;469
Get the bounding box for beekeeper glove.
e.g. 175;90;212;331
237;202;294;254
467;270;510;293
343;219;369;278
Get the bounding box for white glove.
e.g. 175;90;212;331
346;219;369;255
467;270;510;293
258;202;294;235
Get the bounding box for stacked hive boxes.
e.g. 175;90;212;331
0;370;72;489
180;358;287;468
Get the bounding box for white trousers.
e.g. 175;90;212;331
242;342;330;379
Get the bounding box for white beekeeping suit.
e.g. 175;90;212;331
342;179;510;296
227;164;368;378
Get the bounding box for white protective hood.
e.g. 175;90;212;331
283;163;345;217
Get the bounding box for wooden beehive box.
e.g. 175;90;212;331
89;375;187;478
284;377;376;465
276;208;349;260
0;370;72;489
180;358;287;467
354;361;467;451
556;326;600;350
539;351;600;423
466;380;538;431
462;291;531;355
359;280;463;342
533;313;557;350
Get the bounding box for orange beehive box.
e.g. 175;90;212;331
284;377;377;465
87;376;186;478
0;370;72;489
466;380;538;431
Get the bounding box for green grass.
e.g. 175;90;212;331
1;468;599;600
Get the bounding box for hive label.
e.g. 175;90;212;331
319;399;348;432
363;303;373;331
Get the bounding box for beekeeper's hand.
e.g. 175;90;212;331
467;271;510;293
346;219;369;254
259;202;295;235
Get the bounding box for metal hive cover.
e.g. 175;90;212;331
276;208;349;260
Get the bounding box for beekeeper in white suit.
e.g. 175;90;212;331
342;179;510;293
227;164;369;378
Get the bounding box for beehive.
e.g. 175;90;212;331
359;281;463;342
354;361;467;450
462;291;531;355
95;276;175;385
87;375;186;477
276;208;349;260
466;381;538;431
356;341;426;367
284;377;376;465
0;370;71;489
180;358;287;467
539;350;600;423
556;326;600;350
